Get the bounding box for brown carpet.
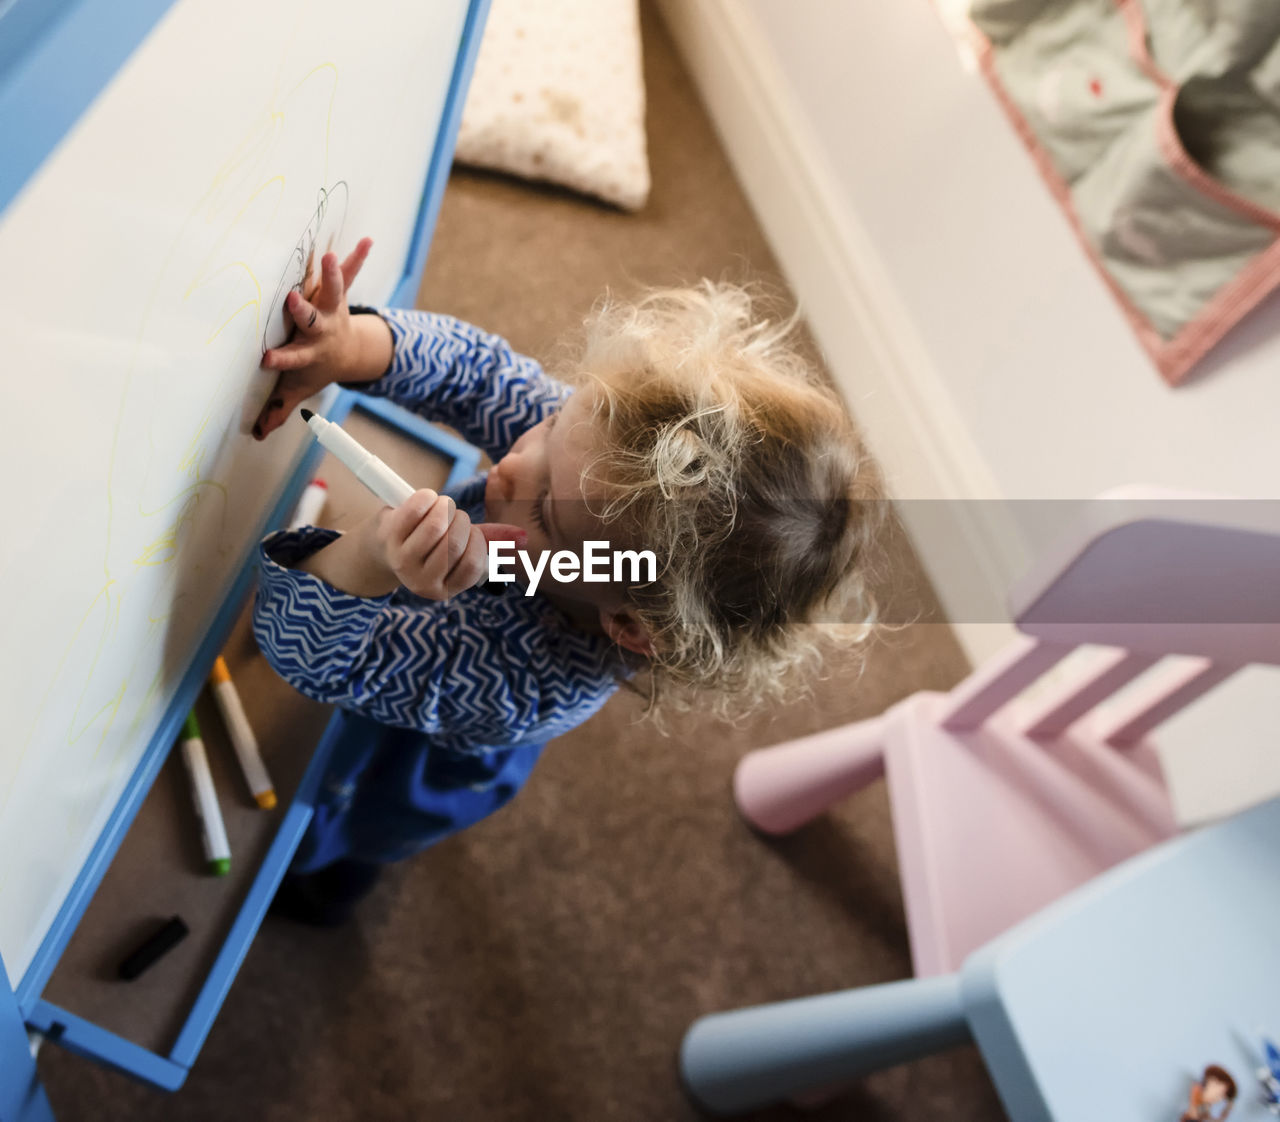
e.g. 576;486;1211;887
40;5;1007;1119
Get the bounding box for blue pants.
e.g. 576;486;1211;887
292;713;546;873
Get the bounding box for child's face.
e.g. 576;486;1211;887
485;387;639;620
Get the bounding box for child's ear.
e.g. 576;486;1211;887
599;608;654;658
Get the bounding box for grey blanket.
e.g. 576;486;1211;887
968;0;1280;383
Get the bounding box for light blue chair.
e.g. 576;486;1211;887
682;791;1280;1118
683;494;1280;1118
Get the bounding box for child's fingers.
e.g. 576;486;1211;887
300;251;322;302
443;506;472;572
383;489;441;542
398;501;469;599
444;527;490;596
262;342;319;371
253;397;287;440
443;523;526;597
382;491;430;527
398;494;452;565
286;289;322;336
340;237;373;290
252;377;312;440
387;497;529;598
315;252;345;313
406;505;471;589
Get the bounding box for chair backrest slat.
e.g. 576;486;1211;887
939;637;1073;731
1096;659;1241;746
1019;650;1161;740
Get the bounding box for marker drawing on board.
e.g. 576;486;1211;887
178;713;231;876
209;657;276;810
243;180;351;435
300;409;415;507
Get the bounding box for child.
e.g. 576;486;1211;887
251;238;882;924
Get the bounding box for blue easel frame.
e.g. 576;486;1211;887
0;0;488;1108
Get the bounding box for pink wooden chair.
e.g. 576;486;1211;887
733;488;1280;978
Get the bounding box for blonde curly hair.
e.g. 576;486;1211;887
565;280;885;720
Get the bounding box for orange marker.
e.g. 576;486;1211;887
209;658;276;809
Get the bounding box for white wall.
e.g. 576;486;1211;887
657;0;1280;824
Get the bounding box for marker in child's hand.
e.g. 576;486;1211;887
299;409;528;569
300;409;415;508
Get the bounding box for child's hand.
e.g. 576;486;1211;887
376;492;527;601
311;490;524;600
299;490;526;599
253;237;378;440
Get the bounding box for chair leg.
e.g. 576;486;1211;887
680;974;971;1115
734;718;887;835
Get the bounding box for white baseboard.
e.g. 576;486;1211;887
655;0;1019;663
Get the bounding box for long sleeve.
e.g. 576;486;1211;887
357;307;568;462
253;528;619;750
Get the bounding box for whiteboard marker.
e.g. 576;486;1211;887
209;657;276;809
178;713;231;875
299;409;415;507
288;476;328;530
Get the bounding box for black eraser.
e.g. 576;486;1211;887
118;916;189;981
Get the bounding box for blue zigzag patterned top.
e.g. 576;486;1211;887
253;308;623;869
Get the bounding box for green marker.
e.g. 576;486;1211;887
178;712;231;875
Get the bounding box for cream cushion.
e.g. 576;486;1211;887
454;0;651;211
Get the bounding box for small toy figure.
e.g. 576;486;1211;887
1181;1064;1237;1121
1258;1035;1280;1115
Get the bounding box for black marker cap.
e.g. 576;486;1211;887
118;916;189;981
